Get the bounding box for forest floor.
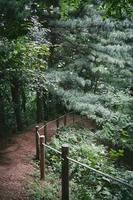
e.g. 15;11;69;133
0;114;97;200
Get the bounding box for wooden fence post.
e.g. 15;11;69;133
64;114;67;126
44;124;47;144
40;135;45;180
35;126;39;160
62;144;69;200
56;118;59;130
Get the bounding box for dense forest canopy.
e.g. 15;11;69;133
0;1;133;143
0;0;133;133
0;0;133;199
0;0;132;156
0;0;132;134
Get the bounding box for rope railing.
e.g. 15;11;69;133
38;124;46;131
35;112;133;200
38;120;47;131
35;112;76;159
38;111;75;131
45;119;57;126
43;143;61;155
67;157;133;189
37;131;40;138
41;141;133;190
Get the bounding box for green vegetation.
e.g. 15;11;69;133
28;124;133;200
0;1;133;134
0;1;133;199
44;3;133;157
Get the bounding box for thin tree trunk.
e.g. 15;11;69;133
21;88;26;113
36;91;44;123
10;77;23;131
43;92;49;121
21;88;28;126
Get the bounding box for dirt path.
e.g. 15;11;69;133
0;128;35;200
0;114;96;200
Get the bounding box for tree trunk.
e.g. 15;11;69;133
10;77;23;131
21;88;26;113
43;92;49;121
36;91;44;123
21;88;28;126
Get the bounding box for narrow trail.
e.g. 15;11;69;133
0;114;96;200
0;128;35;200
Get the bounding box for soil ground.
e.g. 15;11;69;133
0;114;96;200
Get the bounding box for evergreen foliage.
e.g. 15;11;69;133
44;4;133;152
0;0;132;134
0;0;133;199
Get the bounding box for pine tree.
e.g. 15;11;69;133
45;4;133;133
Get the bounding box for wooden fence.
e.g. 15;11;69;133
35;111;76;159
35;112;133;200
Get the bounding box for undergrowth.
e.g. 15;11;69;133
28;124;133;200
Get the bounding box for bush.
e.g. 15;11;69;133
28;124;133;200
